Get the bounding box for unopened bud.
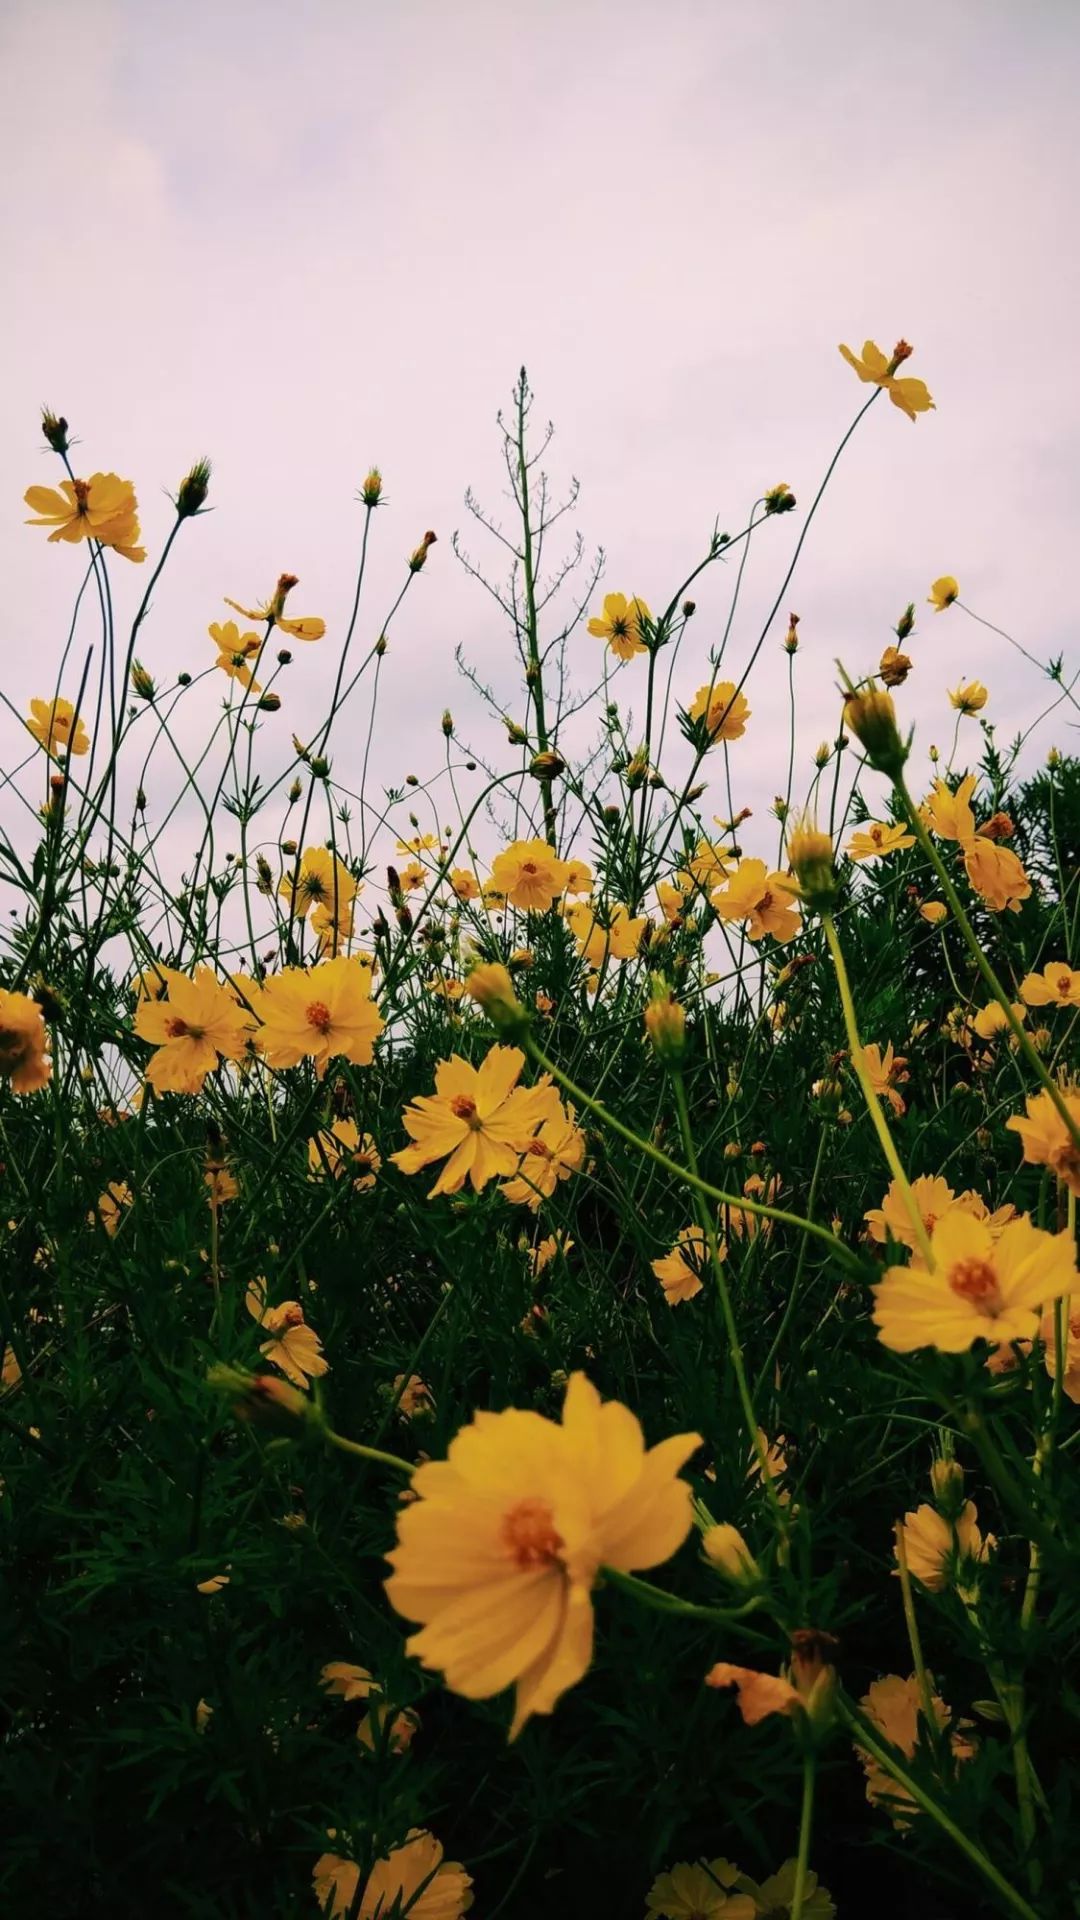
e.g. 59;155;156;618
930;1456;966;1518
257;692;281;712
175;457;212;519
41;408;70;455
504;717;529;746
441;709;454;736
130;660;156;701
465;962;528;1034
787;817;838;913
784;612;800;654
895;602;915;642
277;648;292;666
702;1523;761;1589
682;599;696;617
841;683;907;778
408;530;437;572
288;779;302;803
643;979;686;1063
530;749;565;779
360;467;383;506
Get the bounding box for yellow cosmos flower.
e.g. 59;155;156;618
26;696;89;759
489;838;571;911
681;840;734;893
224;573;325;641
736;1860;835;1919
399;860;427;893
90;1181;133;1236
587;591;652;660
971;999;1025;1041
865;1174;1014;1248
391;1045;558;1196
928;575;959;612
656;880;685;923
530;1231;574;1274
645;1857;753;1920
711;860;800;944
308;1119;380;1188
919;901;948;925
255;957;383;1077
311;899;366;959
838;338;935;421
872;1210;1077;1352
450;867;481;901
563;858;593;896
319;1660;380;1702
278;846;358;919
385;1371;700;1737
846;821;915;862
962;839;1031;914
499;1103;586;1209
1042;1301;1080;1404
1020;961;1080;1008
209;620;262;691
895;1501;987;1592
313;1829;473;1920
397;834;442;856
245;1277;328;1386
0;988;52;1093
133;969;254;1094
949;680;988;715
1006;1086;1080;1194
564;900;647;966
920;774;977;843
24;472;145;561
858;1673;975;1828
688;680;751;745
860;1042;909;1116
651;1226;716;1305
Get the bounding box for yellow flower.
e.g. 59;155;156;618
962;839;1031;913
278;847;357;919
196;1571;230;1595
319;1661;380;1701
846;821;915;862
391;1045;558;1196
865;1175;1014;1248
563;858;593;896
0;989;52;1093
90;1181;133;1236
928;575;959;612
399;860;427;893
245;1277;328;1386
971;999;1025;1041
587;591;652;661
308;1119;381;1189
482;883;507;912
895;1502;987;1592
499;1102;585;1209
949;680;988;715
255;957;383;1077
645;1857;753;1920
489;838;571;911
656;880;685;923
1006;1086;1080;1194
873;1209;1077;1352
392;1372;436;1419
704;1662;802;1725
311;898;364;959
27;696;89;759
1042;1301;1080;1405
397;834;441;856
209;620;262;691
688;680;751;744
680;840;734;893
858;1673;975;1827
736;1859;835;1919
530;1231;574;1274
860;1042;909;1116
711;860;800;944
564;900;647;965
838;338;935;421
450;867;481;902
385;1372;700;1737
224;574;325;641
919;901;948;925
1020;962;1080;1008
205;1162;239;1206
920;773;977;842
24;472;145;561
651;1226;713;1305
313;1830;473;1920
134;968;254;1094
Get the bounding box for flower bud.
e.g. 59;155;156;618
702;1522;761;1588
930;1456;966;1518
257;692;281;712
175;457;212;519
895;602;916;641
277;649;292;666
465;962;529;1035
177;672;192;686
786;817;839;913
842;683;908;778
682;599;696;617
504;717;529;746
130;660;156;701
310;756;331;779
784;612;800;654
41;408;70;455
408;530;437;572
255;855;274;895
375;634;388;656
441;709;454;736
643;979;686;1063
288;779;302;802
281;839;298;856
764;481;796;515
207;1363;320;1434
360;467;383;506
530;749;565;779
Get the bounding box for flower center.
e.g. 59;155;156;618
1058;975;1073;997
501;1496;564;1569
449;1093;481;1127
72;479;90;511
871;827;885;846
521;862;537;876
612;617;628;637
304;874;326;900
759;890;773;912
1050;1142;1080;1184
306;1001;332;1033
165;1016;203;1040
525;1138;552;1159
948;1256;1003;1313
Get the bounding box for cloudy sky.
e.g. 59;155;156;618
3;0;1078;885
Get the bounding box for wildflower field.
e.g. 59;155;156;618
3;347;1080;1920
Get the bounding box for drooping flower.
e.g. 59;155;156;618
921;774;977;843
587;591;652;661
712;861;800;944
949;681;988;716
133;969;254;1094
928;576;959;612
838;338;935;421
962;839;1031;914
858;1673;976;1827
312;1829;473;1920
563;858;593;896
1020;962;1080;1009
0;988;52;1093
319;1661;380;1702
308;1119;381;1189
25;472;145;561
860;1042;909;1115
488;838;571;912
26;696;89;759
279;847;358;919
681;840;734;893
90;1181;133;1236
391;1045;559;1197
530;1231;574;1274
392;1372;436;1418
1005;1086;1080;1194
209;620;263;691
895;1502;987;1592
688;680;751;745
224;574;325;641
385;1372;699;1737
245;1277;328;1387
652;1226;713;1305
564;900;647;966
846;821;915;862
255;957;383;1077
872;1209;1077;1352
499;1102;585;1209
645;1856;753;1920
736;1859;836;1919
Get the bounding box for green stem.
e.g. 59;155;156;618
789;1748;817;1920
601;1565;765;1630
894;1521;943;1760
323;1427;414;1476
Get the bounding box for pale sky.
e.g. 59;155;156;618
3;0;1078;888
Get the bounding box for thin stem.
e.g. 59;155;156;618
323;1427;414;1476
789;1749;817;1920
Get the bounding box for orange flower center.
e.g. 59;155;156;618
948;1257;1003;1314
521;861;538;876
1058;975;1073;997
758;890;773;912
306;1001;332;1033
449;1093;481;1127
524;1138;552;1159
1049;1142;1080;1185
280;1304;304;1328
501;1496;564;1569
871;827;885;846
165;1016;204;1040
72;478;90;510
